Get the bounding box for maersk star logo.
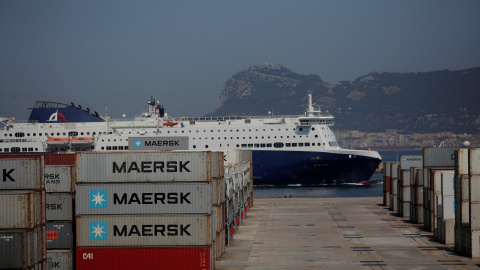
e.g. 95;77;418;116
89;190;107;209
134;139;143;148
90;222;107;241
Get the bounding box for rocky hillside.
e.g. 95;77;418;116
207;65;480;133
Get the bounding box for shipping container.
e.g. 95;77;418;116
44;153;76;166
76;215;212;247
46;193;73;221
47;221;73;249
0;157;43;190
441;172;454;196
213;203;225;234
47;250;73;270
455;148;469;176
76;246;213;270
0;226;46;269
471;175;480;203
0;190;45;229
471;202;480;230
423;147;456;168
0;229;30;268
76;151;221;183
45;165;74;193
76;183;214;215
399;155;423;170
469;148;480;175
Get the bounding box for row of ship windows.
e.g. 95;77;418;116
96;140;340;151
0;147;38;152
3;131;112;137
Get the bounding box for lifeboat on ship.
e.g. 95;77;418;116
162;121;179;126
46;137;70;146
70;136;94;145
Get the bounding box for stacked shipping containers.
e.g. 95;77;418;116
410;167;424;224
396;155;422;218
469;148;480;258
455;148;480;258
44;154;76;270
0;155;47;269
389;163;399;212
422;148;455;233
74;151;225;269
382;162;392;207
437;171;455;244
223;150;253;246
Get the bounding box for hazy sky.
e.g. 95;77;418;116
1;1;479;120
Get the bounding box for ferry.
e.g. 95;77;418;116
0;94;382;185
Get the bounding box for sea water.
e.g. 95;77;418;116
253;150;422;198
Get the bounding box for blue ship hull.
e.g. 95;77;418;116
252;150;381;185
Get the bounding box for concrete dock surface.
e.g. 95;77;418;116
216;197;480;269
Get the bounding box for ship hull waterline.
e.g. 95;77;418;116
252;150;381;185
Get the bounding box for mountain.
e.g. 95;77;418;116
207;65;480;133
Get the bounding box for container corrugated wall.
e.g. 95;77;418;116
75;183;213;215
0;226;46;269
423;147;456;168
400;155;423;170
0;230;30;269
76;246;213;270
46;193;73;221
47;221;73;249
76;215;212;246
45;165;74;193
76;151;219;183
47;250;73;270
0;190;45;229
0;158;43;190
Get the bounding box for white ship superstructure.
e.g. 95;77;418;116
1;95;381;184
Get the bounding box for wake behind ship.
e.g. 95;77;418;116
0;94;382;185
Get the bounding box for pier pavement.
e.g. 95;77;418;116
216;197;480;269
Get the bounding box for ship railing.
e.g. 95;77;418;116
175;115;305;121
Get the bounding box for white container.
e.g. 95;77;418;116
400;155;423;170
471;202;480;230
441;172;454;196
472;230;480;258
469;148;480;175
0;158;43;190
47;250;73;270
46;193;73;221
76;183;214;215
44;165;74;193
470;175;480;202
0;190;45;229
400;170;411;187
76;215;212;247
76;151;221;183
455;148;469;176
442;195;455;220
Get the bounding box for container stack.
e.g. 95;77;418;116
223;150;253;246
44;154;76;270
388;162;399;212
410;167;424;224
0;155;47;269
396;155;422;218
422;148;455;233
455;148;480;258
436;171;455;244
469;148;480;258
382;162;392;207
74;151;225;270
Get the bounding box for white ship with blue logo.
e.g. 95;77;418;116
0;94;381;184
